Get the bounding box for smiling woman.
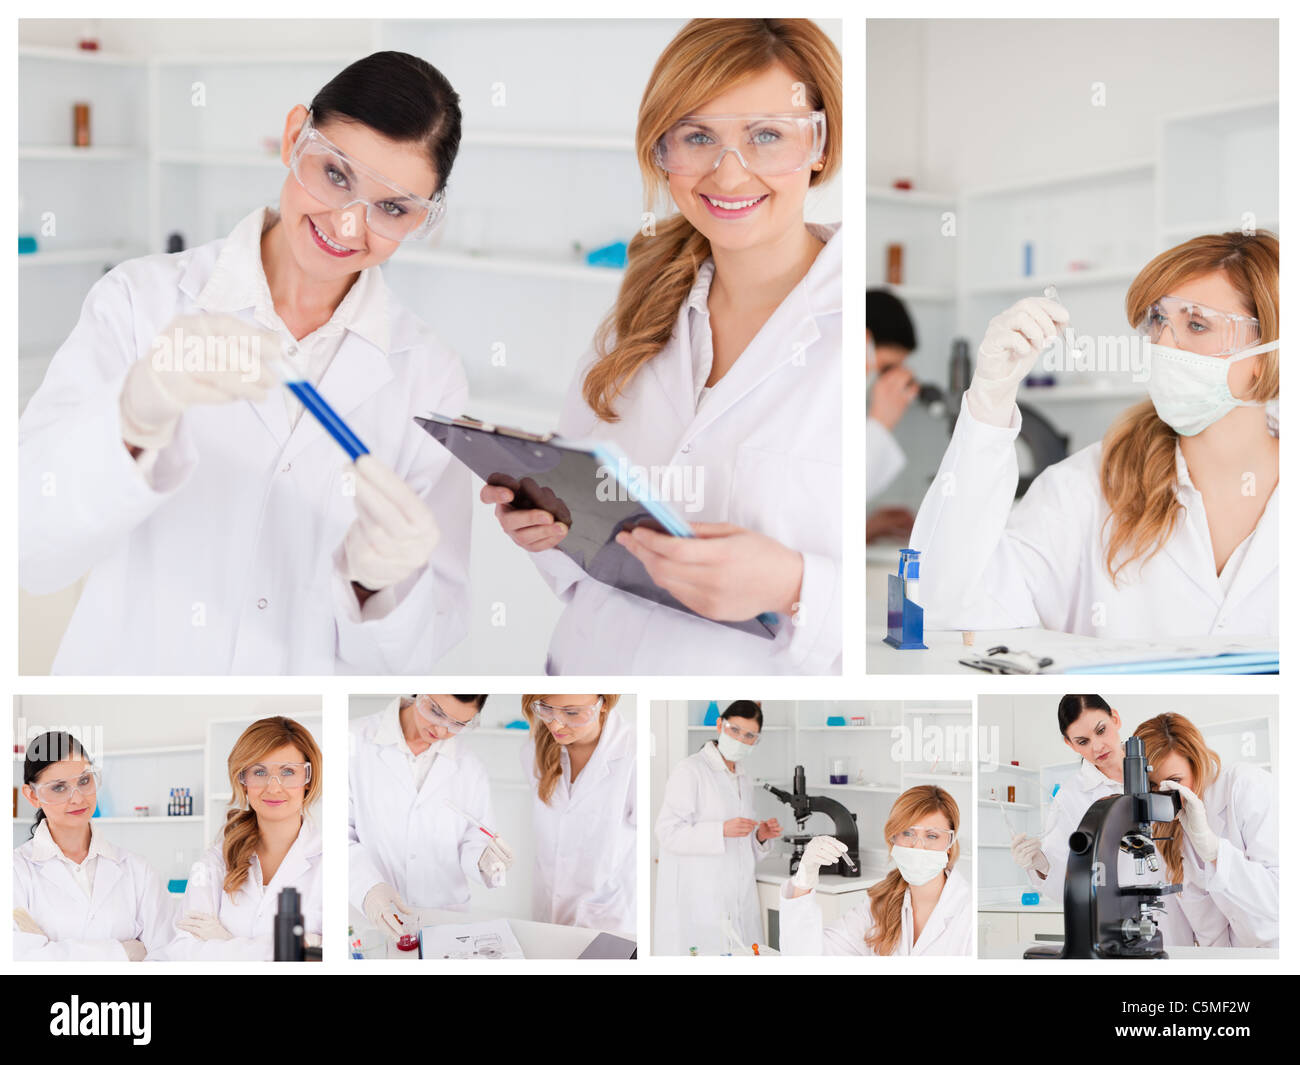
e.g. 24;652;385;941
481;19;844;676
19;51;473;676
163;716;324;961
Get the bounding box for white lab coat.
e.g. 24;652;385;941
348;702;496;911
19;208;471;674
1155;762;1278;948
520;710;636;936
654;741;772;955
12;821;175;961
910;397;1278;638
778;866;971;956
531;223;842;675
164;815;323;961
864;412;906;504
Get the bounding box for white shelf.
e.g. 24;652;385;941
988;763;1040;777
966;266;1144;296
686;725;789;731
394;247;624;284
474;727;531;736
92;815;201;824
157;149;282;169
152;52;362;66
978;800;1036;810
1160;219;1278;238
963;158;1156;199
866;185;954;208
809;782;898;794
19;146;145;161
902;772;972;782
101;744;204;758
19;45;145;66
872;283;953;303
799;725;898;732
18;246;143;268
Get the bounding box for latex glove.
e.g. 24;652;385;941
478;845;510;888
1010;833;1050;877
13;908;47;936
363;883;416;941
175;912;234;942
615;522;803;621
967;296;1069;427
482;834;515;871
868;364;920;431
120;313;282;450
1160;781;1219;863
793;835;849;892
120;939;147;962
341;454;440;591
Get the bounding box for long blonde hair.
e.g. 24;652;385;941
223;717;322;895
583;19;842;422
1131;713;1221;885
522;694;621;804
1100;231;1279;582
865;785;960;956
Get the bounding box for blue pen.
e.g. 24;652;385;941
270;363;369;460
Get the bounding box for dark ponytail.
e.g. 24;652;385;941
1057;694;1113;736
309;51;462;196
23;731;91;838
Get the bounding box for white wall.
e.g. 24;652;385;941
869;19;1279;192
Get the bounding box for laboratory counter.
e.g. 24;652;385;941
991;942;1279;961
348;905;634;960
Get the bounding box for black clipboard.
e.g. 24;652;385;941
416;413;779;640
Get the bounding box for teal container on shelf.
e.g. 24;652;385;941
703;701;720;726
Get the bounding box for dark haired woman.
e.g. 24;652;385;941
14;731;172;961
20;52;472;675
165;717;323;960
1009;694;1131;902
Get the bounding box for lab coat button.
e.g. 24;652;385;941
280;462;292;473
681;443;692;454
257;598;269;610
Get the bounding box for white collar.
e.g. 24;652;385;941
29;819;118;865
195;205;391;353
1078;758;1122;792
376;698;459;760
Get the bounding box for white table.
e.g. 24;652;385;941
348;905;632;960
867;622;1085;674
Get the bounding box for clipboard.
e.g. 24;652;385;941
416;413;780;640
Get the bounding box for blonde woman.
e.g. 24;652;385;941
165;716;323;960
779;786;970;956
1133;713;1277;948
14;731;172;961
912;232;1278;640
482;19;843;675
519;694;635;936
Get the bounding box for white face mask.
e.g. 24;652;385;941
890;843;949;886
715;731;751;763
1145;340;1278;436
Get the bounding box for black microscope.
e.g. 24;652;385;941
1025;736;1182;959
272;887;322;962
764;765;861;878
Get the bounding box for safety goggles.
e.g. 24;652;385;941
720;719;761;746
30;768;101;805
238;762;311;790
528;697;604;727
413;695;479;735
891;826;955;850
653;111;827;177
1138;296;1264;357
289;115;445;242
